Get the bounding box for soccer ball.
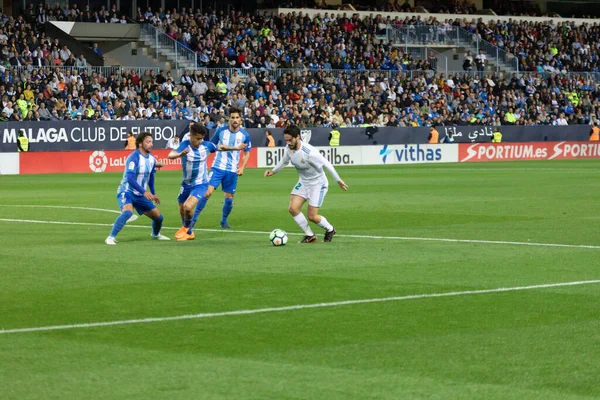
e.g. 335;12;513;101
269;229;288;246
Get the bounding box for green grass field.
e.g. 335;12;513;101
1;160;599;399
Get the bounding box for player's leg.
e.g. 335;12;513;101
207;168;230;228
191;184;213;227
220;171;239;228
178;195;200;241
106;192;135;245
289;182;316;243
141;201;170;241
189;183;210;232
192;184;217;231
179;203;185;225
178;185;187;224
175;202;186;239
205;168;222;203
204;185;216;199
220;192;235;229
306;184;335;242
175;184;192;239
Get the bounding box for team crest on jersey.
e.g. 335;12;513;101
300;130;312;143
300;158;306;163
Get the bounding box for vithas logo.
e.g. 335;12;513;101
89;150;108;172
380;144;442;163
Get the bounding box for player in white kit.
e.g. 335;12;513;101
264;125;348;243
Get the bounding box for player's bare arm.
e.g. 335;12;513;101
266;151;290;178
238;150;251;176
167;148;190;159
218;143;246;151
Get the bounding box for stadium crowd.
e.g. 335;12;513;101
139;7;600;75
3;65;600;128
3;3;600;128
24;2;130;24
15;2;600;75
277;0;590;19
465;19;600;74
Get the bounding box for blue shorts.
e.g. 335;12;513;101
208;168;238;194
117;191;156;215
178;183;209;203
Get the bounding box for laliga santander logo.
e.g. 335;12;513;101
89;150;108;172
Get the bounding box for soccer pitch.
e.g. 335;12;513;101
1;160;599;399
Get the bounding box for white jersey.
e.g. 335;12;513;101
275;142;335;186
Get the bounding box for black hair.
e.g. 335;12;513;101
190;123;207;136
135;132;152;148
228;106;242;117
283;125;301;138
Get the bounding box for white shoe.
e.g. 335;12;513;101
105;236;117;245
151;233;171;241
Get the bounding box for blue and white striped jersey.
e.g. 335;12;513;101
117;150;157;196
176;140;218;185
210;127;252;173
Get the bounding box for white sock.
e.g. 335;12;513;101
316;216;334;232
293;213;314;236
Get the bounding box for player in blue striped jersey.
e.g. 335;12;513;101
169;123;246;241
205;107;252;229
105;132;170;245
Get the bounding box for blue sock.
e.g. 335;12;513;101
152;214;163;236
189;197;209;233
183;217;192;228
222;197;233;224
110;210;133;238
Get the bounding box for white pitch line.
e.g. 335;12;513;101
0;204;122;214
412;168;598;172
0;204;139;222
337;234;600;250
1;279;599;335
0;217;599;250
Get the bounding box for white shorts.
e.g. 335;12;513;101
291;181;329;208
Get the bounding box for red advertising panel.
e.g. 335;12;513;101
459;141;600;162
20;149;257;174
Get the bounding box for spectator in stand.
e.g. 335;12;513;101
463;51;474;72
91;43;102;57
75;54;87;67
